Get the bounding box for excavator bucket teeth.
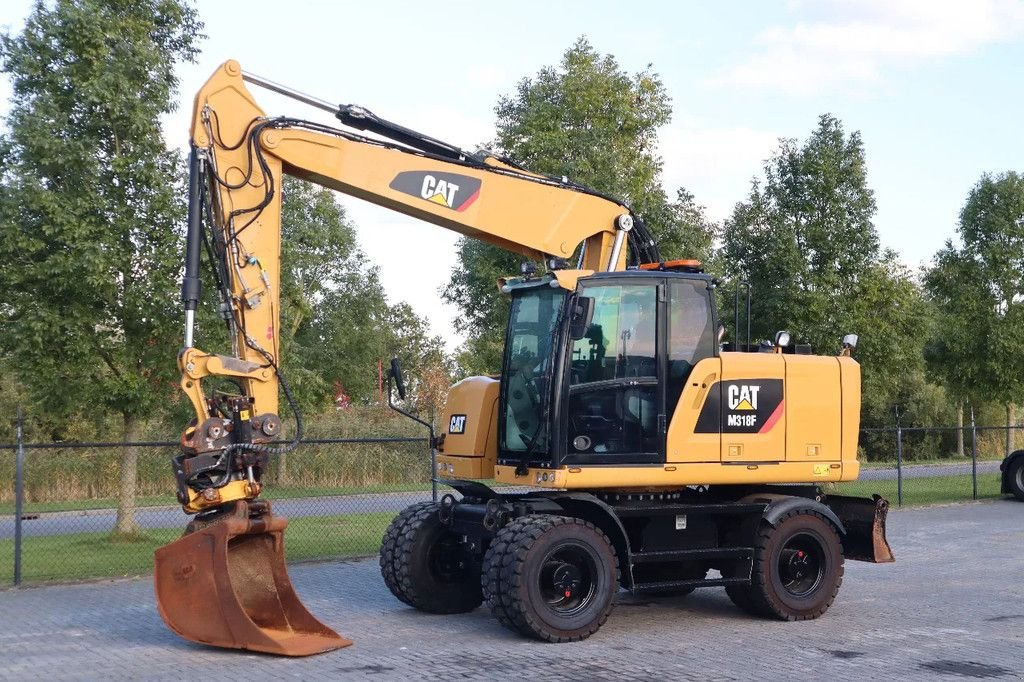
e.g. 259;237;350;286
153;514;351;656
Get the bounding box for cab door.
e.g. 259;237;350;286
664;279;719;463
562;279;663;465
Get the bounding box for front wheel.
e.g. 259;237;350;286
728;510;844;621
482;515;619;642
379;502;482;614
1007;458;1024;502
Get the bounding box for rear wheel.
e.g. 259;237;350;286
728;510;844;621
379;502;482;613
482;515;618;642
1007;458;1024;502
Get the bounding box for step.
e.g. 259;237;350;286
631;576;749;593
612;503;768;518
630;547;753;564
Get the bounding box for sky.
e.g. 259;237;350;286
3;0;1024;351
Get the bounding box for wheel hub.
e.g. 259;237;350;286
552;563;582;598
778;534;825;597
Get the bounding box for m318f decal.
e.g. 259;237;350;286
389;171;481;212
694;380;784;434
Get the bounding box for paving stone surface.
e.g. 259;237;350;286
0;500;1021;680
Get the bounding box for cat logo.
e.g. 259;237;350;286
728;385;760;411
449;414;467;434
420;175;459;208
389;171;482;212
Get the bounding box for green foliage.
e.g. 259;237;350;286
277;178;448;410
722;114;943;430
0;0;202;427
447;37;715;374
925;171;1024;407
722;115;878;352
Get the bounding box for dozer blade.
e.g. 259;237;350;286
154;510;352;656
824;493;896;563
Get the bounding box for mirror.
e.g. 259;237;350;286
569;296;595;340
390;357;406;400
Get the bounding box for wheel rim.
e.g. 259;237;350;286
427;535;466;583
778;532;826;597
1016;464;1024;492
539;542;599;616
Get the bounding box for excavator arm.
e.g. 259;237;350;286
155;60;658;656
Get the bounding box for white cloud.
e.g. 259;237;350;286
714;0;1024;94
659;124;780;221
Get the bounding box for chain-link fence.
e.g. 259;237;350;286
1;413;435;586
2;416;1017;586
831;423;1019;507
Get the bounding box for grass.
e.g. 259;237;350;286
0;511;395;584
0;482;433;515
860;455;1003;469
833;472;1004;506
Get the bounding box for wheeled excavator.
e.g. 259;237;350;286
155;60;894;655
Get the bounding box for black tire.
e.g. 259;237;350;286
482;515;619;642
1007;458;1024;502
379;502;482;614
730;510;844;621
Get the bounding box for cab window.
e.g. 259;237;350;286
667;280;715;413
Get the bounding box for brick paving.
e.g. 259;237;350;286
0;500;1021;680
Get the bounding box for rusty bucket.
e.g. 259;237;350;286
154;510;352;656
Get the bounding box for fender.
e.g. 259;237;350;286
742;493;847;536
548;493;634;589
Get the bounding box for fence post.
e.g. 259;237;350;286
895;423;903;508
430;409;437;503
970;407;978;501
13;407;25;586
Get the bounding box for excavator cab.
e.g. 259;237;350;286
497;268;718;472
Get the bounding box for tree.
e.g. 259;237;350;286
278;177;361;411
722;115;946;442
722;115;879;352
278;178;449;408
445;37;713;373
0;0;202;535
926;171;1024;453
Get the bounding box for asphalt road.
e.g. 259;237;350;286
0;500;1020;680
0;461;1004;539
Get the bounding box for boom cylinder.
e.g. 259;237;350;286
181;147;203;347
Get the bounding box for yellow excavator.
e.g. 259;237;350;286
155;60;893;655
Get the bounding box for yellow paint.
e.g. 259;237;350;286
665;357;722;463
494;460;857;489
719;353;786;462
785;355;841;462
438;377;499;471
552;269;595;291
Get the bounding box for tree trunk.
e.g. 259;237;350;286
114;413;140;536
1006;403;1016;458
956;403;964;458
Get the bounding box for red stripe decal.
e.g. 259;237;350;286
456;188;480;212
759;400;785;433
